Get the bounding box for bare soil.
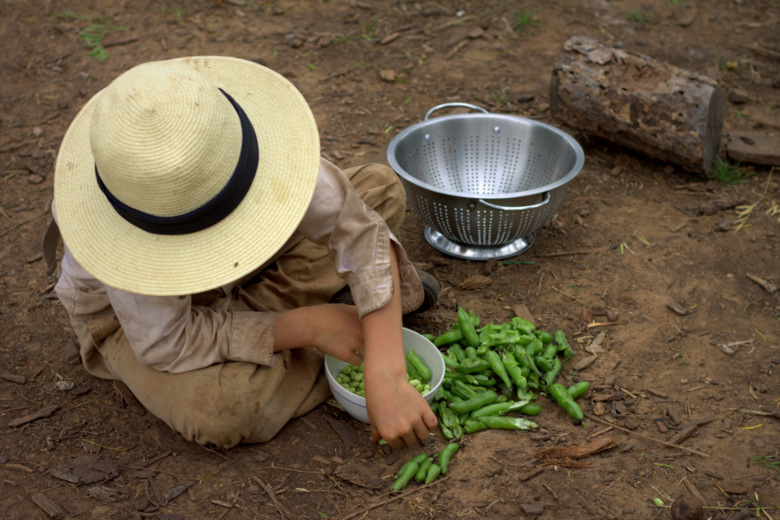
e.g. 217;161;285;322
1;1;779;519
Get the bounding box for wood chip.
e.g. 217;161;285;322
31;492;65;519
518;467;544;482
325;416;359;447
459;275;492;290
533;437;619;461
668;425;698;445
573;355;598;371
7;404;59;427
746;273;778;294
0;372;26;384
666;301;689;315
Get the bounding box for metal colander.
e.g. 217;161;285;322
387;103;585;260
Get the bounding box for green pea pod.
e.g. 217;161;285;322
518;402;543;415
448;390;498;415
448;344;467;363
501;351;528;391
567;381;589;400
456;307;480;348
407;350;432;381
449;380;478;400
415;457;434;483
392;461;420;492
438;401;463;440
541;342;558;360
463;418;487;434
438;443;459;474
424;463;442;484
454;358;491;374
464;346;478;359
470;373;497;387
434;328;463;347
527;338;544;357
481;350;513;390
480;415;538;431
510;317;536;335
470;399;530;419
534;356;553;373
406;359;422;381
549;383;584;421
422;333;436;342
396;453;429;479
541;357;562;390
536;330;554;344
555;329;574;359
441;353;460;370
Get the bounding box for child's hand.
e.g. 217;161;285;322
275;303;364;366
364;364;438;449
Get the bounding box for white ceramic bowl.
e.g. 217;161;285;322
324;328;445;423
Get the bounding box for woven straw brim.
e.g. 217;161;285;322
54;56;320;296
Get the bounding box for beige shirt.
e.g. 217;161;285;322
55;159;422;374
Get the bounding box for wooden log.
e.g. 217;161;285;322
550;36;723;176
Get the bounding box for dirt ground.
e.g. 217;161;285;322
1;1;779;519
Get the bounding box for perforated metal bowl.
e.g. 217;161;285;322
387;103;585;260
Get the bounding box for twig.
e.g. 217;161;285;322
535;249;598;258
331;478;448;520
551;286;587;305
252;476;292;519
0;219;31;238
584;414;711;457
587;426;614;440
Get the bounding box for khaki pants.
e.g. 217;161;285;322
80;164;406;448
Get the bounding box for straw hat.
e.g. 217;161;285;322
54;57;320;295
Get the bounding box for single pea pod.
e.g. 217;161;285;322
438;401;463;440
541;357;562;390
457;306;481;348
464;346;478;359
424;463;442;484
438;443;460;475
480;415;538;431
392;460;420;492
422;333;436;342
395;453;429;479
518;402;543;415
548;383;584;421
454;357;492;374
555;329;574;359
448;390;498;414
415;457;434;483
536;330;554;344
481;349;513;390
406;359;422;381
434;328;463;347
448;344;467;364
567;381;589;400
463;418;487;434
407;350;432;381
470;399;529;419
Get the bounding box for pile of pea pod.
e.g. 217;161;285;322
424;307;587;440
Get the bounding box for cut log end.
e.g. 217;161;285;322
550;36;724;176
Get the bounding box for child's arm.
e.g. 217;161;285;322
361;249;438;448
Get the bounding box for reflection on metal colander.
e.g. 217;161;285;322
388;103;585;260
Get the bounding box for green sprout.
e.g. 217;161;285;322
513;8;539;34
710;156;745;184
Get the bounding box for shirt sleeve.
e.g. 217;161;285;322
297;159;423;317
55;246;277;374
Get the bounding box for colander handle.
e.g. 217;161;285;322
478;192;551;211
424;102;488;121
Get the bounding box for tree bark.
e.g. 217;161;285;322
550;36;723;176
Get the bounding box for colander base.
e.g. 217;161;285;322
424;227;535;261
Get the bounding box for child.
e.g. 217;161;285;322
46;56;438;449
